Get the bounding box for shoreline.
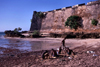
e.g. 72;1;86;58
5;37;100;49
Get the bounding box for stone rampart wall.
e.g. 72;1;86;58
30;1;100;33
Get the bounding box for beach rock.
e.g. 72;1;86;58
50;32;100;38
4;30;25;37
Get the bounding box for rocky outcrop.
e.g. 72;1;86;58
4;30;25;38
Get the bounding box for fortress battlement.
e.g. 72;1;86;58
42;1;100;13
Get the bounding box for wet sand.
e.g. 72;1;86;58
1;37;100;67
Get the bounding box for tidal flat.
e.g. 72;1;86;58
0;37;100;67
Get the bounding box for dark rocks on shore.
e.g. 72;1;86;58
4;30;100;39
4;30;42;38
29;35;41;38
50;32;100;38
4;30;25;38
1;45;100;67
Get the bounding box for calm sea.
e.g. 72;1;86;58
0;32;32;55
0;32;32;51
0;32;5;37
0;32;62;54
0;32;10;48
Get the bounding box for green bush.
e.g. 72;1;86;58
30;19;32;23
14;27;22;33
91;19;98;26
30;30;40;38
36;12;45;18
65;15;81;30
32;30;39;35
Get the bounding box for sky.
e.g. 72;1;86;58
0;0;96;32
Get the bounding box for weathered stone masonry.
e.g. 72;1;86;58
30;1;100;34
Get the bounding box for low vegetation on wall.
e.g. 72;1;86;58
91;19;98;26
65;15;82;30
36;12;45;18
30;30;41;38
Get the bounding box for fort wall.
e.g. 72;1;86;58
30;1;100;33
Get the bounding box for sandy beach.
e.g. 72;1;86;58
1;37;100;67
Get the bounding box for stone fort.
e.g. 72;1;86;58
30;1;100;34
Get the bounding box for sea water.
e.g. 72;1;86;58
0;32;10;48
0;32;62;54
0;32;31;52
0;32;9;54
0;32;51;52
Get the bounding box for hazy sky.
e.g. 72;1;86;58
0;0;96;32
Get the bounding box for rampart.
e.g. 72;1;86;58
30;1;100;34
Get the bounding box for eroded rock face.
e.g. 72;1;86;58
30;1;100;34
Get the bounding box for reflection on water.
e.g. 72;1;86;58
8;40;32;51
0;37;73;55
0;38;62;52
8;40;61;51
0;39;10;48
0;33;65;54
30;41;61;51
